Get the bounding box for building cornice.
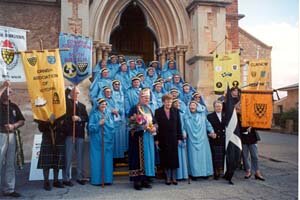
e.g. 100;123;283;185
187;0;232;13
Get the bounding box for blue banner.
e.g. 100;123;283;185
59;32;92;84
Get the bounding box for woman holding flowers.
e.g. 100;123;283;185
128;88;157;190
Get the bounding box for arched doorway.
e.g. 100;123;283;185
109;2;158;64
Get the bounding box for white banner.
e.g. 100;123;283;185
0;26;27;82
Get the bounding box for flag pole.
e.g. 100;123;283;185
72;85;78;143
101;112;105;188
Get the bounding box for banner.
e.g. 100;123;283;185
21;49;66;121
59;32;92;84
246;59;271;90
213;52;241;93
0;26;27;82
241;90;273;129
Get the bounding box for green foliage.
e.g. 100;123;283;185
279;108;298;131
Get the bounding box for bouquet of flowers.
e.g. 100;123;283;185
129;113;147;132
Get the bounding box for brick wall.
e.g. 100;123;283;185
0;2;61;161
226;0;239;51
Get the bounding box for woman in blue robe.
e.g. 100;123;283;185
92;59;107;81
115;62;131;93
180;83;196;106
124;77;141;116
170;88;187;113
172;99;188;180
135;58;146;75
191;92;208;113
88;98;115;185
137;73;146;89
165;73;184;92
152;80;166;110
149;61;163;78
128;60;138;79
161;60;179;82
128;88;157;190
144;67;158;88
107;55;119;79
111;80;127;158
183;100;214;178
90;68;112;105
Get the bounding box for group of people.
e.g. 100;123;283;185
0;55;265;198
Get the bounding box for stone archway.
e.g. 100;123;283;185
89;0;190;77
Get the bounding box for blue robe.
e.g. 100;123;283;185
152;90;164;110
88;109;114;184
128;60;138;79
115;71;131;93
107;60;119;79
112;88;127;158
135;60;146;76
144;70;158;88
183;104;214;177
161;60;180;81
90;76;112;104
180;89;194;106
177;108;188;180
124;87;141;116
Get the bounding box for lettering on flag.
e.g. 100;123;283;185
21;49;66;121
246;59;271;90
0;26;27;82
59;33;92;84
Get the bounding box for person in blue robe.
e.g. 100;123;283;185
183;100;215;179
88;98;115;185
128;60;138;79
90;68;112;105
124;77;141;116
191;92;208;113
152;80;166;110
161;60;179;82
135;58;146;75
128;88;157;190
144;67;158;88
92;59;107;81
137;73;146;89
111;80;127;159
150;61;163;78
172;99;188;180
165;73;184;92
115;61;131;93
118;55;126;63
107;55;119;78
170;88;187;113
180;82;195;106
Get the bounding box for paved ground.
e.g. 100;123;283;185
1;131;298;200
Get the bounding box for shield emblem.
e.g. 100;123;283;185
77;62;88;73
63;62;77;78
254;103;267;118
251;71;257;77
1;48;14;65
47;56;56;64
27;56;37;66
232;64;238;70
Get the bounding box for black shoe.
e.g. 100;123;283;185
76;179;86;185
228;180;234;185
214;175;220;180
142;181;152;189
244;173;252;179
63;181;74;187
3;191;21;198
190;176;197;181
255;175;265;181
134;183;142;190
172;180;178;185
44;181;51;191
53;181;64;188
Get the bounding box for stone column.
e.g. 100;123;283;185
102;44;112;61
92;41;98;67
95;42;102;63
157;47;167;67
167;47;176;61
176;45;188;79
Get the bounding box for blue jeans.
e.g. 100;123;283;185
242;144;259;172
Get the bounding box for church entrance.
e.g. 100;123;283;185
109;2;158;64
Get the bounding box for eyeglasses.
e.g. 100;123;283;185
114;83;120;86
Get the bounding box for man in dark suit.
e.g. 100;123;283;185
62;87;88;186
207;100;226;180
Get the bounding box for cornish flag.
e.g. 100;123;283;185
224;86;242;180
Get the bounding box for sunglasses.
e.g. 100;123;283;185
114;83;120;86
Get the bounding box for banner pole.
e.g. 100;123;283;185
101;112;105;188
72;85;77;143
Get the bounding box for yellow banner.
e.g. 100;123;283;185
21;49;66;121
241;90;273;129
213;52;241;93
246;59;271;90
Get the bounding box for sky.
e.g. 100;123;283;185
238;0;299;92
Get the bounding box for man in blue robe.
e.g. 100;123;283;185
137;73;146;89
128;89;157;190
161;60;179;82
124;77;141;116
111;80;127;159
135;58;146;75
92;60;107;81
180;82;195;106
90;68;112;104
88;98;115;185
170;88;187;113
165;73;184;92
152;80;165;110
128;60;138;79
149;61;162;78
183;101;216;179
115;61;131;93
